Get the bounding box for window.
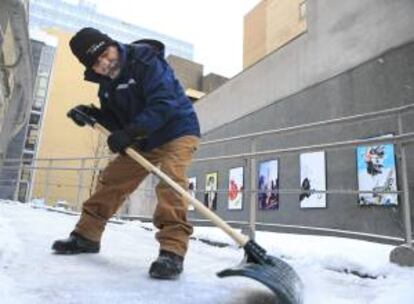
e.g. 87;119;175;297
33;97;43;110
25;126;39;151
38;76;48;89
36;87;46;98
299;1;307;20
29;113;41;125
21;169;31;181
18;182;28;203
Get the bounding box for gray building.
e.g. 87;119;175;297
0;30;56;201
0;0;34;200
166;55;229;101
18;33;56;202
29;0;193;60
190;0;414;245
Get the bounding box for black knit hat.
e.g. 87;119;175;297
69;27;115;68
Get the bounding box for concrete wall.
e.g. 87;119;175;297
197;0;414;134
188;35;414;241
0;0;33;158
0;39;46;201
0;0;33;199
202;73;228;94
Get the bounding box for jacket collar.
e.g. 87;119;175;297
83;42;128;84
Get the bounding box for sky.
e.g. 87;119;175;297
2;200;414;303
70;0;261;78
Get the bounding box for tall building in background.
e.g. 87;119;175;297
16;31;57;203
0;0;34;200
29;0;194;60
243;0;307;68
166;55;228;102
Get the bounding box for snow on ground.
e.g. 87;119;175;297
1;200;414;304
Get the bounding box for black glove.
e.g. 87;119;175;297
107;125;147;153
67;104;100;127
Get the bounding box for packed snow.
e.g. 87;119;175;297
1;200;413;304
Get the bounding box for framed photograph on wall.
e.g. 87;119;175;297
258;159;279;210
299;151;327;208
187;177;196;211
228;167;244;210
204;172;218;210
356;135;398;206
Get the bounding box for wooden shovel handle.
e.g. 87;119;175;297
94;123;250;247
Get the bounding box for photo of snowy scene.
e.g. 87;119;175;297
258;160;279;210
1;200;414;304
228;167;244;210
300;151;327;208
357;139;398;206
188;177;196;211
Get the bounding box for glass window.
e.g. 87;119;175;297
29;113;41;125
21;169;31;181
299;1;307;20
33;97;43;110
18;182;28;202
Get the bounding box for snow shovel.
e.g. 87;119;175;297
72;109;304;304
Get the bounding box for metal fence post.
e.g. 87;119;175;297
43;159;52;204
76;159;85;211
398;115;413;248
248;138;257;240
389;115;414;267
400;144;413;248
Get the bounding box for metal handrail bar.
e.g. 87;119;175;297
200;103;414;146
0;155;113;163
163;189;404;195
6;179;404;195
24;166;105;171
0;105;413;164
193;131;414;163
2;132;413;168
119;214;410;245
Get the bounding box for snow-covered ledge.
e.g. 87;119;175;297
390;245;414;267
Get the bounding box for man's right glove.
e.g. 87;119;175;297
67;104;100;127
107;125;147;154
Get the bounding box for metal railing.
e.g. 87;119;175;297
0;104;412;247
193;103;414;247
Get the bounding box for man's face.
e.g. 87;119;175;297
92;45;121;79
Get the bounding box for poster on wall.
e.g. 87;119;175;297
299;151;327;208
204;172;218;210
228;167;244;210
258;159;279;210
357;135;398;206
187;177;196;211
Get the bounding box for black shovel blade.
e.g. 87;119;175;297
217;240;304;304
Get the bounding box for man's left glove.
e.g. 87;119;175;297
107;125;147;153
67;104;100;127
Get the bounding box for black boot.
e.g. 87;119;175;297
149;250;184;280
52;231;100;254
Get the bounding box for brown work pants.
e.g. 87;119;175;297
74;135;199;257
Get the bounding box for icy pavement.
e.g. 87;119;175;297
1;200;414;304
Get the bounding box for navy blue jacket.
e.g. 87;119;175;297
84;41;200;151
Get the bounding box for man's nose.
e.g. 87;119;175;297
97;58;109;68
